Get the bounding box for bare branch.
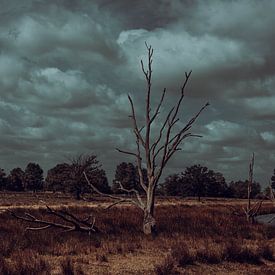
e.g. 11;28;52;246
142;43;154;178
128;95;146;147
163;102;209;165
150;106;175;158
105;199;130;209
149;88;166;124
27;225;52;231
116;181;145;209
83;171;144;210
116;148;140;158
170;71;192;124
227;205;244;217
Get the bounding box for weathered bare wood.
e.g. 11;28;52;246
243;153;256;222
84;44;208;234
8;205;98;233
230;154;265;224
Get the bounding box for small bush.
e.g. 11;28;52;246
196;248;223;264
171;245;194;266
154;256;179;275
225;242;262;265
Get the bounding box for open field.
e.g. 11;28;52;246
1;192;275;274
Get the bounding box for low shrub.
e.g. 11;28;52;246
171;244;194;266
225;242;262;265
154;256;179;275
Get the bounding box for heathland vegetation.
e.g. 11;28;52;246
1;46;275;274
1;195;275;274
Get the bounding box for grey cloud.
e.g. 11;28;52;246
0;0;274;186
244;97;275;119
204;120;263;147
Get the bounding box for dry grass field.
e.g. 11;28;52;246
1;192;275;274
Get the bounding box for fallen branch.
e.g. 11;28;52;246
8;205;99;233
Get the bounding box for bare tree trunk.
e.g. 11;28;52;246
143;208;156;235
143;185;156;235
243;153;263;223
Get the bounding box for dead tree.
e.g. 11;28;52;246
243;153;263;223
84;44;209;234
229;153;263;223
244;153;254;221
8;204;99;233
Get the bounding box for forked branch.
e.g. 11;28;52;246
83;171;144;210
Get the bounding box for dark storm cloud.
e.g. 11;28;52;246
0;0;275;185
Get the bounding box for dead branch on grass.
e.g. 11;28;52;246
8;205;99;233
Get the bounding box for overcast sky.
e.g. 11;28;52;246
0;0;275;186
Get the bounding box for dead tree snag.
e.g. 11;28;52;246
243;153;263;223
229;153;264;223
85;44;209;235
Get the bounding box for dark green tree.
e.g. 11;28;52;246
182;165;209;201
160;173;185;196
205;171;228;197
160;167;228;198
70;154;110;199
0;168;7;190
45;163;71;192
113;162;137;193
86;168;110;194
112;162;147;194
228;180;261;199
7;168;25;191
182;165;228;199
24;163;44;192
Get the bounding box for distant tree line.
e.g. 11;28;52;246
159;164;262;200
1;158;273;200
0;163;43;192
0;155;110;199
